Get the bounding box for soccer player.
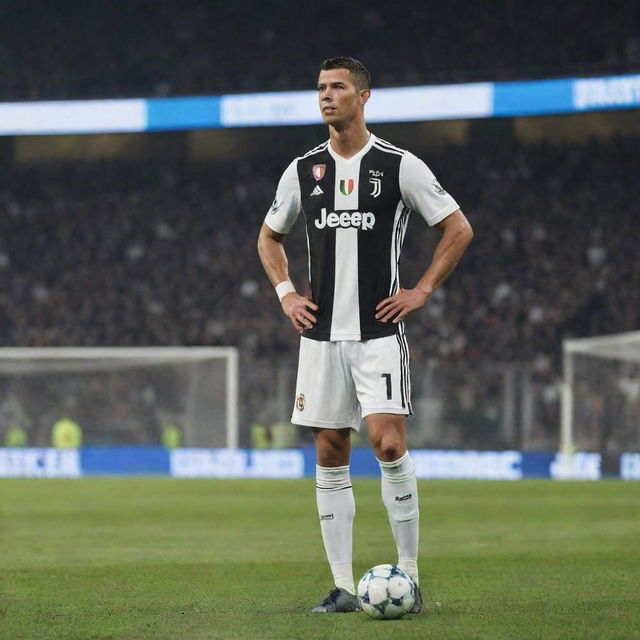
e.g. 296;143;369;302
257;57;473;613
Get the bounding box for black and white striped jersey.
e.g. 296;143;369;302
265;133;459;342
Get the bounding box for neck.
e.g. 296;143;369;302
328;122;370;159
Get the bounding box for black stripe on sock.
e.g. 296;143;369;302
315;484;353;491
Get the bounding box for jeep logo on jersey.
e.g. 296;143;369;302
315;208;375;230
339;179;355;196
312;164;326;181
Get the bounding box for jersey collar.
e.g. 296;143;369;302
327;133;376;165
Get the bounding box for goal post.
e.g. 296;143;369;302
561;331;640;456
0;347;239;449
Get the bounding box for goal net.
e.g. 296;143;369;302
0;347;238;448
561;331;640;460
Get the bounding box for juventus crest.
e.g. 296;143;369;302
369;177;382;198
368;168;383;198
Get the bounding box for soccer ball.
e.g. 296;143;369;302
357;564;416;620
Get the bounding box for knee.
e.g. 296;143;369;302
375;434;405;462
314;428;351;467
377;444;403;462
367;415;407;462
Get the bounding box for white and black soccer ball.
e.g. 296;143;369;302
357;564;416;620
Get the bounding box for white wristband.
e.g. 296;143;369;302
275;280;296;302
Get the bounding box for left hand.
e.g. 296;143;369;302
375;286;431;324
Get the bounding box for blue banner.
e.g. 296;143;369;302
81;446;169;475
146;96;221;131
1;447;637;479
493;78;574;117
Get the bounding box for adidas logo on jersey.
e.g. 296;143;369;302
315;207;376;230
310;185;323;196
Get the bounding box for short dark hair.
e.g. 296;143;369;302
320;57;371;91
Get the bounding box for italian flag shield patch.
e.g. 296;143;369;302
339;179;355;196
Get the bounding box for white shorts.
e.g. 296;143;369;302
291;334;412;431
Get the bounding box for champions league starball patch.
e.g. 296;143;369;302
432;180;447;195
269;196;282;214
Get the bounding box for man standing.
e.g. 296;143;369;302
258;57;473;613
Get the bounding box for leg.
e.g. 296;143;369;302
312;427;357;602
367;413;420;586
290;338;360;611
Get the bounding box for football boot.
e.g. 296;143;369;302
408;581;423;614
311;587;362;613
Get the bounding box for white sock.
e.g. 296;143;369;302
378;452;420;585
316;464;355;594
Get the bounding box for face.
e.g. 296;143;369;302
317;68;368;126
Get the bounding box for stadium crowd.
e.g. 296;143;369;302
0;132;637;449
2;0;639;100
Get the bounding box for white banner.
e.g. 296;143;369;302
0;448;81;477
170;448;304;478
412;450;522;480
221;91;319;127
220;82;493;127
549;452;601;480
0;99;146;135
573;75;640;111
367;83;493;122
620;452;640;480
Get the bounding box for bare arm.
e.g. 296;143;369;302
257;223;318;334
375;209;473;323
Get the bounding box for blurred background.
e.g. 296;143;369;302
0;0;638;471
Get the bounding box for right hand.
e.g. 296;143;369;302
281;293;318;334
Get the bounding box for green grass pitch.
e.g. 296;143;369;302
1;478;639;640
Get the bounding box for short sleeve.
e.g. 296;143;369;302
399;152;459;226
264;159;301;234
